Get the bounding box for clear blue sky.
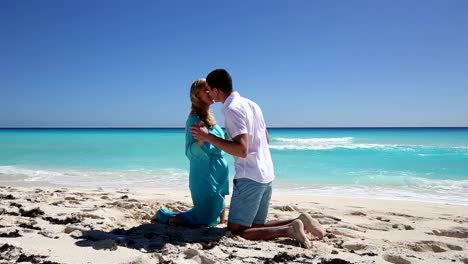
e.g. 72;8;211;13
1;0;467;127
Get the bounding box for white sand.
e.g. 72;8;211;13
1;185;467;264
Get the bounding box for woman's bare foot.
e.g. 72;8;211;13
219;208;227;224
297;213;325;239
150;213;157;223
151;213;179;225
287;219;311;248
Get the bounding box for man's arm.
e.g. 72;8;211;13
190;126;248;158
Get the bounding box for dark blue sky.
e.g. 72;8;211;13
1;0;467;127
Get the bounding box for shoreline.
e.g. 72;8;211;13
1;184;467;264
1;178;467;206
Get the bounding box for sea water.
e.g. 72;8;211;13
1;128;467;204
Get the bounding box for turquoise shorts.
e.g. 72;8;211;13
228;178;272;227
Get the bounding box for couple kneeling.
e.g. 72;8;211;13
152;70;325;248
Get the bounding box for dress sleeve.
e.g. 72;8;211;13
185;115;214;159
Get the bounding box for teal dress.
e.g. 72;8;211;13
157;114;229;227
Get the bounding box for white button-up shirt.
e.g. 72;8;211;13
222;91;275;183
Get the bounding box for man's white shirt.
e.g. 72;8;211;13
222;91;275;183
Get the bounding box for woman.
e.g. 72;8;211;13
152;78;229;227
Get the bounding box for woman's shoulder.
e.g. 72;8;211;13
186;114;201;124
212;123;222;130
211;124;226;137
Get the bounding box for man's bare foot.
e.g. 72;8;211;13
297;213;325;239
288;219;311;248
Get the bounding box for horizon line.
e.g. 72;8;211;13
1;126;468;129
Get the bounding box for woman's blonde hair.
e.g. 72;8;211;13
190;78;216;128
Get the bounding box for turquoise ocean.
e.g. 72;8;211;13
1;128;467;204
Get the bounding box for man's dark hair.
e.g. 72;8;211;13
206;69;233;93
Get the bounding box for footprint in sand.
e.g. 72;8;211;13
310;213;341;225
184;248;216;264
0;194;16;200
318;218;339;225
342;241;369;251
17;222;41;231
376;216;391;222
0;230;21;238
356;223;391;232
440;215;468;224
349;211;366;216
51;201;64;206
9;202;22;209
386;212;415;219
346;206;365;209
433;227;468;238
81;207;99;212
272;204;300;212
108;201;137;209
391;224;414;230
42;216;81;225
0;243;56;263
76;212;104;220
19;208;45;218
329;228;362;239
336;224;367;233
407;240;463;253
383;255;411;264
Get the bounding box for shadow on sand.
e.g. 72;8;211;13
74;223;226;252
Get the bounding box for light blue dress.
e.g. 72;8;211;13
157;114;229;227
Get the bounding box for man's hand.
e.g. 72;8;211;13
191;123;248;158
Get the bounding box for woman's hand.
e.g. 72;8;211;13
195;121;206;146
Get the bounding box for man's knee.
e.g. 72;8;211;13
227;222;249;236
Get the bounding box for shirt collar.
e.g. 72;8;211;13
222;91;239;112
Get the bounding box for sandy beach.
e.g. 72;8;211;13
1;185;467;264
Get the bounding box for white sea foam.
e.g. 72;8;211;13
1;165;467;204
0;165;189;189
269;137;420;151
274;177;468;205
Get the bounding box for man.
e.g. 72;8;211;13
190;69;324;248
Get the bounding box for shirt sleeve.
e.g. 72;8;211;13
224;107;248;139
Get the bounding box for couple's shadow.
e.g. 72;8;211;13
74;222;226;252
